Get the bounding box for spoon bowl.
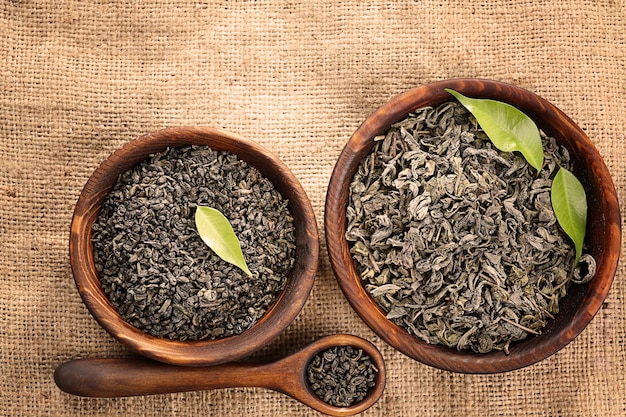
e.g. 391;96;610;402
54;334;386;416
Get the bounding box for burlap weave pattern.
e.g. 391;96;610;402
1;1;625;415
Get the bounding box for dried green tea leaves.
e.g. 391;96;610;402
446;89;544;172
306;346;378;407
347;102;595;353
92;146;296;341
195;206;252;276
551;167;588;264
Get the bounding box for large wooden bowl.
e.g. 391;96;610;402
325;79;621;373
70;127;319;366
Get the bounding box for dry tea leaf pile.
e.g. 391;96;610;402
92;146;296;341
346;102;596;353
306;346;378;407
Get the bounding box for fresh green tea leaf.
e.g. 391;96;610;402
446;89;544;172
551;167;587;264
195;206;252;276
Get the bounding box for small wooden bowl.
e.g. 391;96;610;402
70;127;319;366
325;79;621;373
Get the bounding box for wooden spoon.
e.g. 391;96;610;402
54;334;386;416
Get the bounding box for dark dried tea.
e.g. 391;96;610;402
306;346;378;407
347;102;596;353
92;146;296;341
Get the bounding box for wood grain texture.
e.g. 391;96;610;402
54;334;385;417
324;78;621;374
69;127;319;366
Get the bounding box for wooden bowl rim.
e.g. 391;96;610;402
324;78;621;373
70;126;319;366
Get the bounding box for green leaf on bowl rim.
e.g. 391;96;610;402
445;89;544;173
551;167;587;265
195;205;252;276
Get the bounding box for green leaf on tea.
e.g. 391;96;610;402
445;89;544;172
551;167;587;264
195;205;252;276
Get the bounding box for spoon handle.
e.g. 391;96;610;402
54;358;290;397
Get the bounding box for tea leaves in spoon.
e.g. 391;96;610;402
551;167;587;264
195;205;252;276
445;89;544;172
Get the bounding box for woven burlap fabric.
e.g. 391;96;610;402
1;0;625;415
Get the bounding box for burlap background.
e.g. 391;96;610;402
1;1;625;415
